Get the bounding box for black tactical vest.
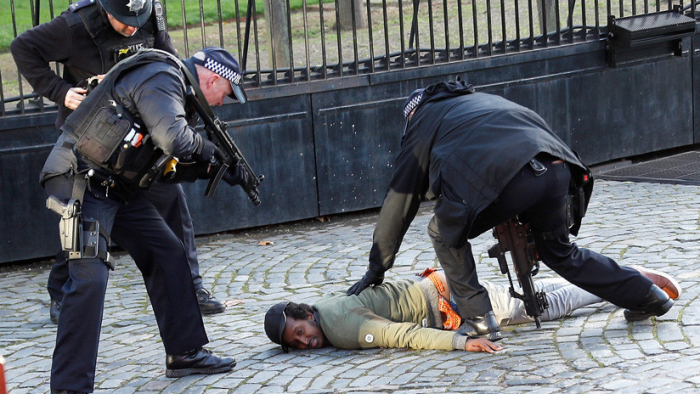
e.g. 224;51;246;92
62;0;157;86
60;49;186;187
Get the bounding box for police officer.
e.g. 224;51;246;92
347;79;674;340
41;46;248;394
10;0;226;323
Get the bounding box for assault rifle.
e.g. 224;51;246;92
488;218;549;328
186;87;264;205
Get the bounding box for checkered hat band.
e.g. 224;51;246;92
403;93;424;119
204;58;242;85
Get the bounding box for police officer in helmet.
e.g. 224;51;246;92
40;46;249;394
11;0;226;325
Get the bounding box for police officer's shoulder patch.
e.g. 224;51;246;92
69;0;96;12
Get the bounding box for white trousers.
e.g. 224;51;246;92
483;278;604;326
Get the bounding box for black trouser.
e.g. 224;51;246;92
47;181;208;393
428;156;653;319
47;182;203;302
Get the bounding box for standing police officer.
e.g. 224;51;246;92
10;0;225;323
347;79;674;340
40;46;248;394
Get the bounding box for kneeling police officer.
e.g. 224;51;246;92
42;47;251;394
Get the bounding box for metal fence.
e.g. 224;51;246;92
0;0;693;117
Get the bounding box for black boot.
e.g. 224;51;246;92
624;285;674;322
197;288;226;315
51;390;86;394
165;348;235;378
456;311;502;341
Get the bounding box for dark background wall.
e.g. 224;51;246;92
1;34;696;264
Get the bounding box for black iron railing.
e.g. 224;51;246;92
0;0;693;117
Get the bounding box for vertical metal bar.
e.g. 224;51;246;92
594;0;600;39
198;0;206;47
457;0;465;59
554;0;560;46
398;0;407;67
180;0;190;57
527;0;534;50
514;0;521;51
567;0;573;43
443;0;450;61
631;0;636;15
268;0;278;85
242;0;253;69
30;0;36;27
618;0;623;17
365;0;375;73
381;0;390;69
11;0;25;115
0;69;5;117
486;0;493;55
334;0;343;76
541;0;548;48
500;0;506;53
472;0;479;56
234;0;244;65
643;0;649;14
408;0;420;50
580;0;587;41
302;0;311;80
318;0;328;78
350;0;360;73
252;1;262;84
286;0;295;81
216;0;224;47
427;0;435;64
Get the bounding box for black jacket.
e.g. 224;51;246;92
10;0;176;128
368;81;592;273
41;50;206;186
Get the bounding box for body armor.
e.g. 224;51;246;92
60;49;186;189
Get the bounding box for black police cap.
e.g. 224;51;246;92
99;0;152;28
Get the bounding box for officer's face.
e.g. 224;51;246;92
282;312;325;350
106;12;138;37
202;74;233;107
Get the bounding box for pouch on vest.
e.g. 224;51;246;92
75;103;163;185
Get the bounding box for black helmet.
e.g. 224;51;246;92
99;0;152;28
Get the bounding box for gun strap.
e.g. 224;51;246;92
177;61;218;122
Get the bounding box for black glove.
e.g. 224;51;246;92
347;269;385;296
164;162;210;183
222;162;250;187
193;139;220;162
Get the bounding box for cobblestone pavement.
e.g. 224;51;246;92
2;179;700;394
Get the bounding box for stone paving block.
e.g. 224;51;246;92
4;180;700;393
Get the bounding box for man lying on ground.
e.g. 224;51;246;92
265;266;681;353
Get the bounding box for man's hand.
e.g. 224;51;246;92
347;269;384;295
222;163;249;187
64;87;88;110
193;139;223;163
465;337;503;353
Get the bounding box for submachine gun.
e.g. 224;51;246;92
185;86;264;205
488;218;549;328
